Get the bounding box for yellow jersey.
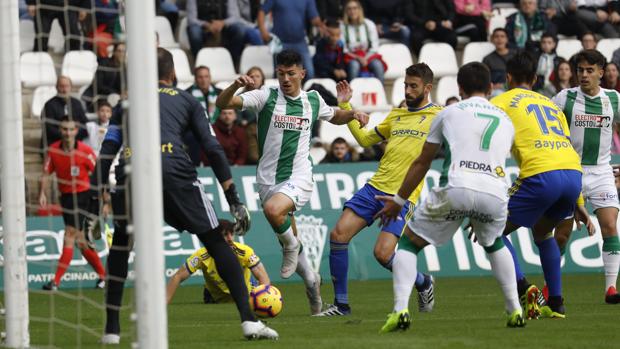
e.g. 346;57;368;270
185;242;260;303
491;88;582;178
346;103;442;202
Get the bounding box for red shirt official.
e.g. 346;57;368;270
44;140;96;194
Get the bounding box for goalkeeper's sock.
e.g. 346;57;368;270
486;239;520;313
296;245;317;287
105;225;130;335
393;249;418;312
198;228;256;322
82;248;106;279
54;246;74;285
602;236;620;291
329;241;349;305
536;236;562;298
502;236;526;282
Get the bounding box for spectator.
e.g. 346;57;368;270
505;0;555;55
576;0;620;38
185;0;246;65
539;0;588;39
19;0;31;19
85;100;113;154
83;0;120;58
340;0;386;83
202;109;249;166
82;43;126;112
26;0;88;52
228;0;264;46
407;0;458;56
567;31;597;71
453;0;493;42
602;62;620;92
362;0;412;47
257;0;327;80
317;0;346;20
186;66;222;123
483;28;517;96
445;96;460;105
156;0;180;31
535;33;562;92
313;18;347;81
544;59;573;96
612;46;620;67
41;76;89;149
321;137;359;163
239;66;265;164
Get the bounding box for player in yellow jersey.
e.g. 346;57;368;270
166;220;270;304
316;64;441;316
490;52;590;319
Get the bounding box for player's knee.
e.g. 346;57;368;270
262;201;282;222
330;226;349;243
373;246;392;265
554;234;568;249
76;240;88;250
600;221;618;237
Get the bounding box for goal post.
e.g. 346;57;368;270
0;0;31;348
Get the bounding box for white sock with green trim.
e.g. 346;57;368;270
488;247;520;313
277;227;298;249
603;251;620;290
393;249;417;312
296;247;317;287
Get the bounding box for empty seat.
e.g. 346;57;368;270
48;19;65;53
155;16;179;49
21;52;57;88
462;42;495;64
195;47;237;82
309;146;326;165
488;8;518;38
31;86;57;119
597;39;620;62
20;20;35;53
319;121;360;148
61;50;98;87
349;77;390;112
240;45;274;78
391;77;405;106
170;48;193;89
378;43;413;80
177;17;191;51
304;78;337;96
435;75;459;106
418;43;458;78
556;39;582;60
368;110;390;129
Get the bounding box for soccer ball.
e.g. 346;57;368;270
250;284;283;318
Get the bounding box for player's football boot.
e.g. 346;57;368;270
605;286;620;304
506;309;526;328
42;281;58;291
314;302;351;316
241;321;279;340
100;333;120;345
95;279;106;289
380;309;411;333
417;274;435;313
519;285;541;320
280;239;300;279
305;272;323;315
539;296;566;319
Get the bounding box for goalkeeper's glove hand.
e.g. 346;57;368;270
224;183;251;235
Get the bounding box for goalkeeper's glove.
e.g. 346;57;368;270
224;183;251;235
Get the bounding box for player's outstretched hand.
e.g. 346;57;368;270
373;195;402;227
336;80;353;104
231;203;251;236
574;205;596;236
353;111;369;128
234;75;255;89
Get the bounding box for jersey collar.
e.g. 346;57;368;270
408;102;434;112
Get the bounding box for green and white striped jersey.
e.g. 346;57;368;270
552;87;620;166
241;87;335;186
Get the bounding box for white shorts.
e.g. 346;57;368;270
583;165;620;211
408;187;508;248
258;179;313;211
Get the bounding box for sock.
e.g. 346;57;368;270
105;223;130;335
198;228;256;322
82;248;106;279
502;236;526;283
276;227;298;249
379;252;395;271
296;244;317;287
486;240;521;313
536;236;562;298
54;246;74;285
414;272;427;291
329;241;349;305
393;249;418;312
602;236;620;291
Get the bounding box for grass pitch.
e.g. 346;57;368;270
10;274;620;348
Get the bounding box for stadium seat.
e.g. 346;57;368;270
597;39;620;62
368;110;390;129
20;20;35;53
107;93;121;107
488;8;518;38
61;50;98;87
240;45;274;78
155;16;179;49
309;146;326;165
304;78;337;96
31;86;57;119
378;43;413;80
264;78;279;88
349;77;390;112
462;42;495;64
195;47;237;82
177;17;190;51
391;76;405;106
556;39;581;60
319;121;360;148
435;75;459;106
170;48;193;89
418;43;458;78
48;19;65;53
20;52;57;88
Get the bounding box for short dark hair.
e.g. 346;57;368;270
60;114;77;123
194;65;210;75
325;18;340;28
332;137;348;146
574;49;607;69
506;51;537;85
582;31;596;41
96;100;112;110
457;62;491;95
445;96;460;105
541;32;557;43
492;28;508;37
406;63;434;84
218;219;234;234
276;49;303;67
157;47;175;80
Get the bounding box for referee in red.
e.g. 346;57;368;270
39;115;107;290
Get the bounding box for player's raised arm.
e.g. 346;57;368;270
215;75;255;110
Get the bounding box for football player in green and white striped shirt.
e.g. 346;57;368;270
216;50;369;314
552;49;620;304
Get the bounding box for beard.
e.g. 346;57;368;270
406;94;425;109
